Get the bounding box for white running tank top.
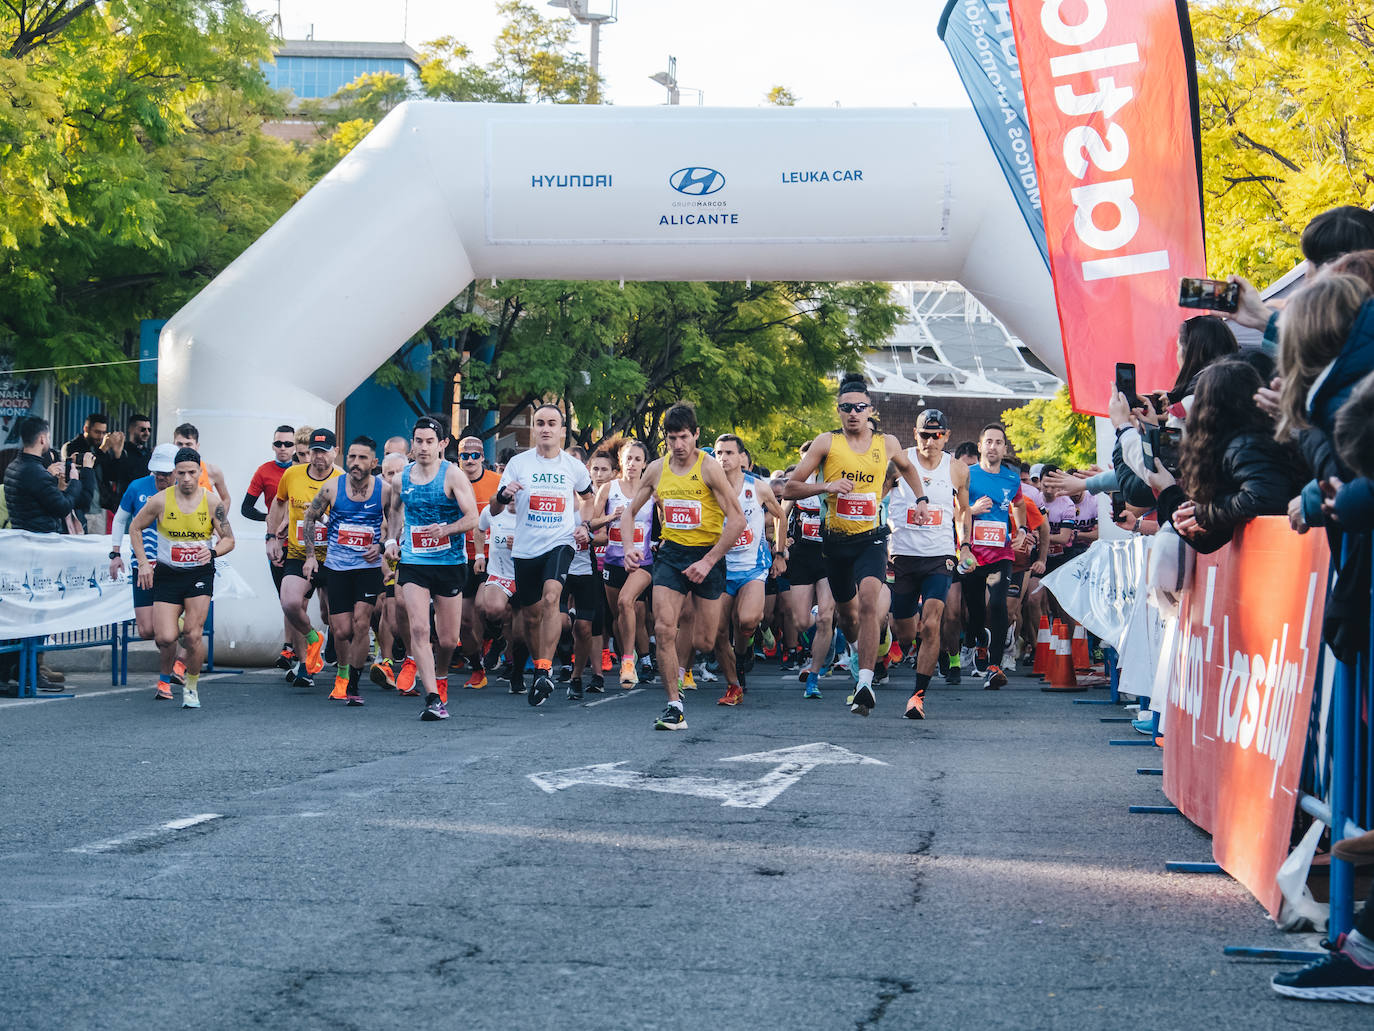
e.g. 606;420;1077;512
726;472;766;574
889;449;956;558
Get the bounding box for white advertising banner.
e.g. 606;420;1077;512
0;530;254;639
1040;537;1150;649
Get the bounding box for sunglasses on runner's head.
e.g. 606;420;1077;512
457;451;483;461
837;402;871;414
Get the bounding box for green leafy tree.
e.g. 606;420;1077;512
1001;387;1096;469
1195;1;1374;283
0;0;308;404
765;85;798;106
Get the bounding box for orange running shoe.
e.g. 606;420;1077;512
601;648;614;673
329;676;348;701
717;685;744;706
396;657;419;695
304;629;325;675
887;641;904;666
369;660;396;689
154;681;173;701
465;670;487;690
903;691;926;720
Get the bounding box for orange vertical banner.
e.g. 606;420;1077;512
1007;1;1206;416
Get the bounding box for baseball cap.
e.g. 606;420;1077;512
1030;463;1045;479
916;409;949;431
148;443;179;473
309;428;336;451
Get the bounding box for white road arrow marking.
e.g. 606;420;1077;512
527;741;886;809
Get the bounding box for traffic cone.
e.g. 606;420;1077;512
1032;616;1051;678
1071;625;1092;672
1042;622;1083;692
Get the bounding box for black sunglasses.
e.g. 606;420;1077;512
272;441;293;447
918;431;944;440
837;402;872;414
457;451;483;461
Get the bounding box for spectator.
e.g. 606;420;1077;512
62;411;115;528
1156;315;1238;422
105;413;153;513
1149;361;1302;554
1330;371;1374;531
293;425;313;465
2;415;97;691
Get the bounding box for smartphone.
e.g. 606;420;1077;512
1115;362;1143;409
1179;276;1240;313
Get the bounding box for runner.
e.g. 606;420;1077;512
594;438;656;689
128;447;235;708
383;415;479;721
783;443;836;700
369;452;412;692
885;410;970;720
941;440;984;684
172;423;230;511
783;378;932;716
474;483;520;692
563;449;617;699
302;436;392;706
961;423;1034;689
108;443;179;646
455;435;502;688
268;428;341;688
489;404;596;708
620;401;745;731
713;434;784;707
241;424;297;669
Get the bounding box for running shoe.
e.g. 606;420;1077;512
154;681;173;701
738;647;755;675
681;669;697;691
329;677;348;701
886;640;904;666
345;693;364;707
370;660;397;689
846;648;861;682
601;648;614;673
170;659;187;687
1271;941;1374;1002
619;657;638;688
420;698;449;721
508;675;526;695
803;672;822;699
945;652;962;685
850;682;876;716
465;670;487;690
874;660;889;686
529;674;553;707
304;629;325;675
779;652;798;673
799;666;813;684
904;691;926;720
654;705;687;731
395;657;418;694
484;639;506;671
181;685;200;709
567;678;584;701
974;646;989;675
275;644;295;670
984;665;1007;690
958;646;977;672
717;685;744;706
323;632;337;667
638;657;656;683
694;664;717;684
587;675;605;694
292;670;315;690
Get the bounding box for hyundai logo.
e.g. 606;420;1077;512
669;167;726;196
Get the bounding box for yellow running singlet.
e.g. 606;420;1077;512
657;451;724;547
822;431;887;536
156;487;215;568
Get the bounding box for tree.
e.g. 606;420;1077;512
0;1;308;404
765;85;798;107
1001;387;1097;469
1194;1;1374;284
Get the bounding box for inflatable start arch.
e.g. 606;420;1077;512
158;101;1062;657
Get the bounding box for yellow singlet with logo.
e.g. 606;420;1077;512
276;464;341;561
156;487;215;568
822;431;888;535
657;451;724;547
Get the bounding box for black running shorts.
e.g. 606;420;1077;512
397;563;467;599
513;546;575;608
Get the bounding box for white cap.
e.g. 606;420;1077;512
148;442;179;473
1030;463;1045;479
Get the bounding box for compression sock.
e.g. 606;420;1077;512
436;676;448;705
856;669;874;691
915;672;932;694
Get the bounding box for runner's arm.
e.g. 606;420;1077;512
759;479;785;547
620;462;659;558
301;480;334;549
782;435;832;499
887;437;929;500
209;491;235;557
951;458;973;554
208;462;231;514
447;466;480;537
702;456;746;567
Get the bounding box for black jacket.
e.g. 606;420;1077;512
3;452;95;533
1155;431;1302;554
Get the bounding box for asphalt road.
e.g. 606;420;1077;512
2;659;1365;1030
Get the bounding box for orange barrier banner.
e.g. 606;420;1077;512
1007;1;1206;416
1162;517;1330;917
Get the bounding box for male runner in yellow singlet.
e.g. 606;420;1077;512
129;447;235;709
621;402;745;731
784;377;933;716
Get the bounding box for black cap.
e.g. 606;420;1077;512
309;428;336;450
916;409;949;431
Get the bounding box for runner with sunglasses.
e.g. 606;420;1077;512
243;425;298;669
886;409;971;720
454;436;502;690
784;378;931;716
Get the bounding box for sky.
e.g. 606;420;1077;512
257;0;972;109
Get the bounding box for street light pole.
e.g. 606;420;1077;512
547;1;617;102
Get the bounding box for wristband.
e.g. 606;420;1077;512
109;550;120;559
497;488;513;505
915;495;929;505
265;532;275;540
385;538;398;549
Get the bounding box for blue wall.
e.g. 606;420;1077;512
262;56;418;99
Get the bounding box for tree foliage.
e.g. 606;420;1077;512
1001;387;1097;469
765;85;799;107
1195;1;1374;283
0;0;308;403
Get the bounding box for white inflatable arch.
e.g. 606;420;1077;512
158;101;1061;658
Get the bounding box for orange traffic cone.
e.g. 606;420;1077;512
1032;616;1051;679
1071;624;1092;672
1042;622;1083;692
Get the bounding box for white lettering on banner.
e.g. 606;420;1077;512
1170;565;1216;737
1040;0;1108;46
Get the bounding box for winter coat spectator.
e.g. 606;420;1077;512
5;416;96;533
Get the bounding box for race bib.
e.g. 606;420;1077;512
528;491;567;515
905;506;943;527
732;526;755;551
608;523;646;545
836;492;877;520
594;545;607;562
664;499;702;530
410;527;451;554
489;575;516;597
295;520;327;546
972;519;1008;547
335;523;374;551
800;515;822;542
167;543;205;568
